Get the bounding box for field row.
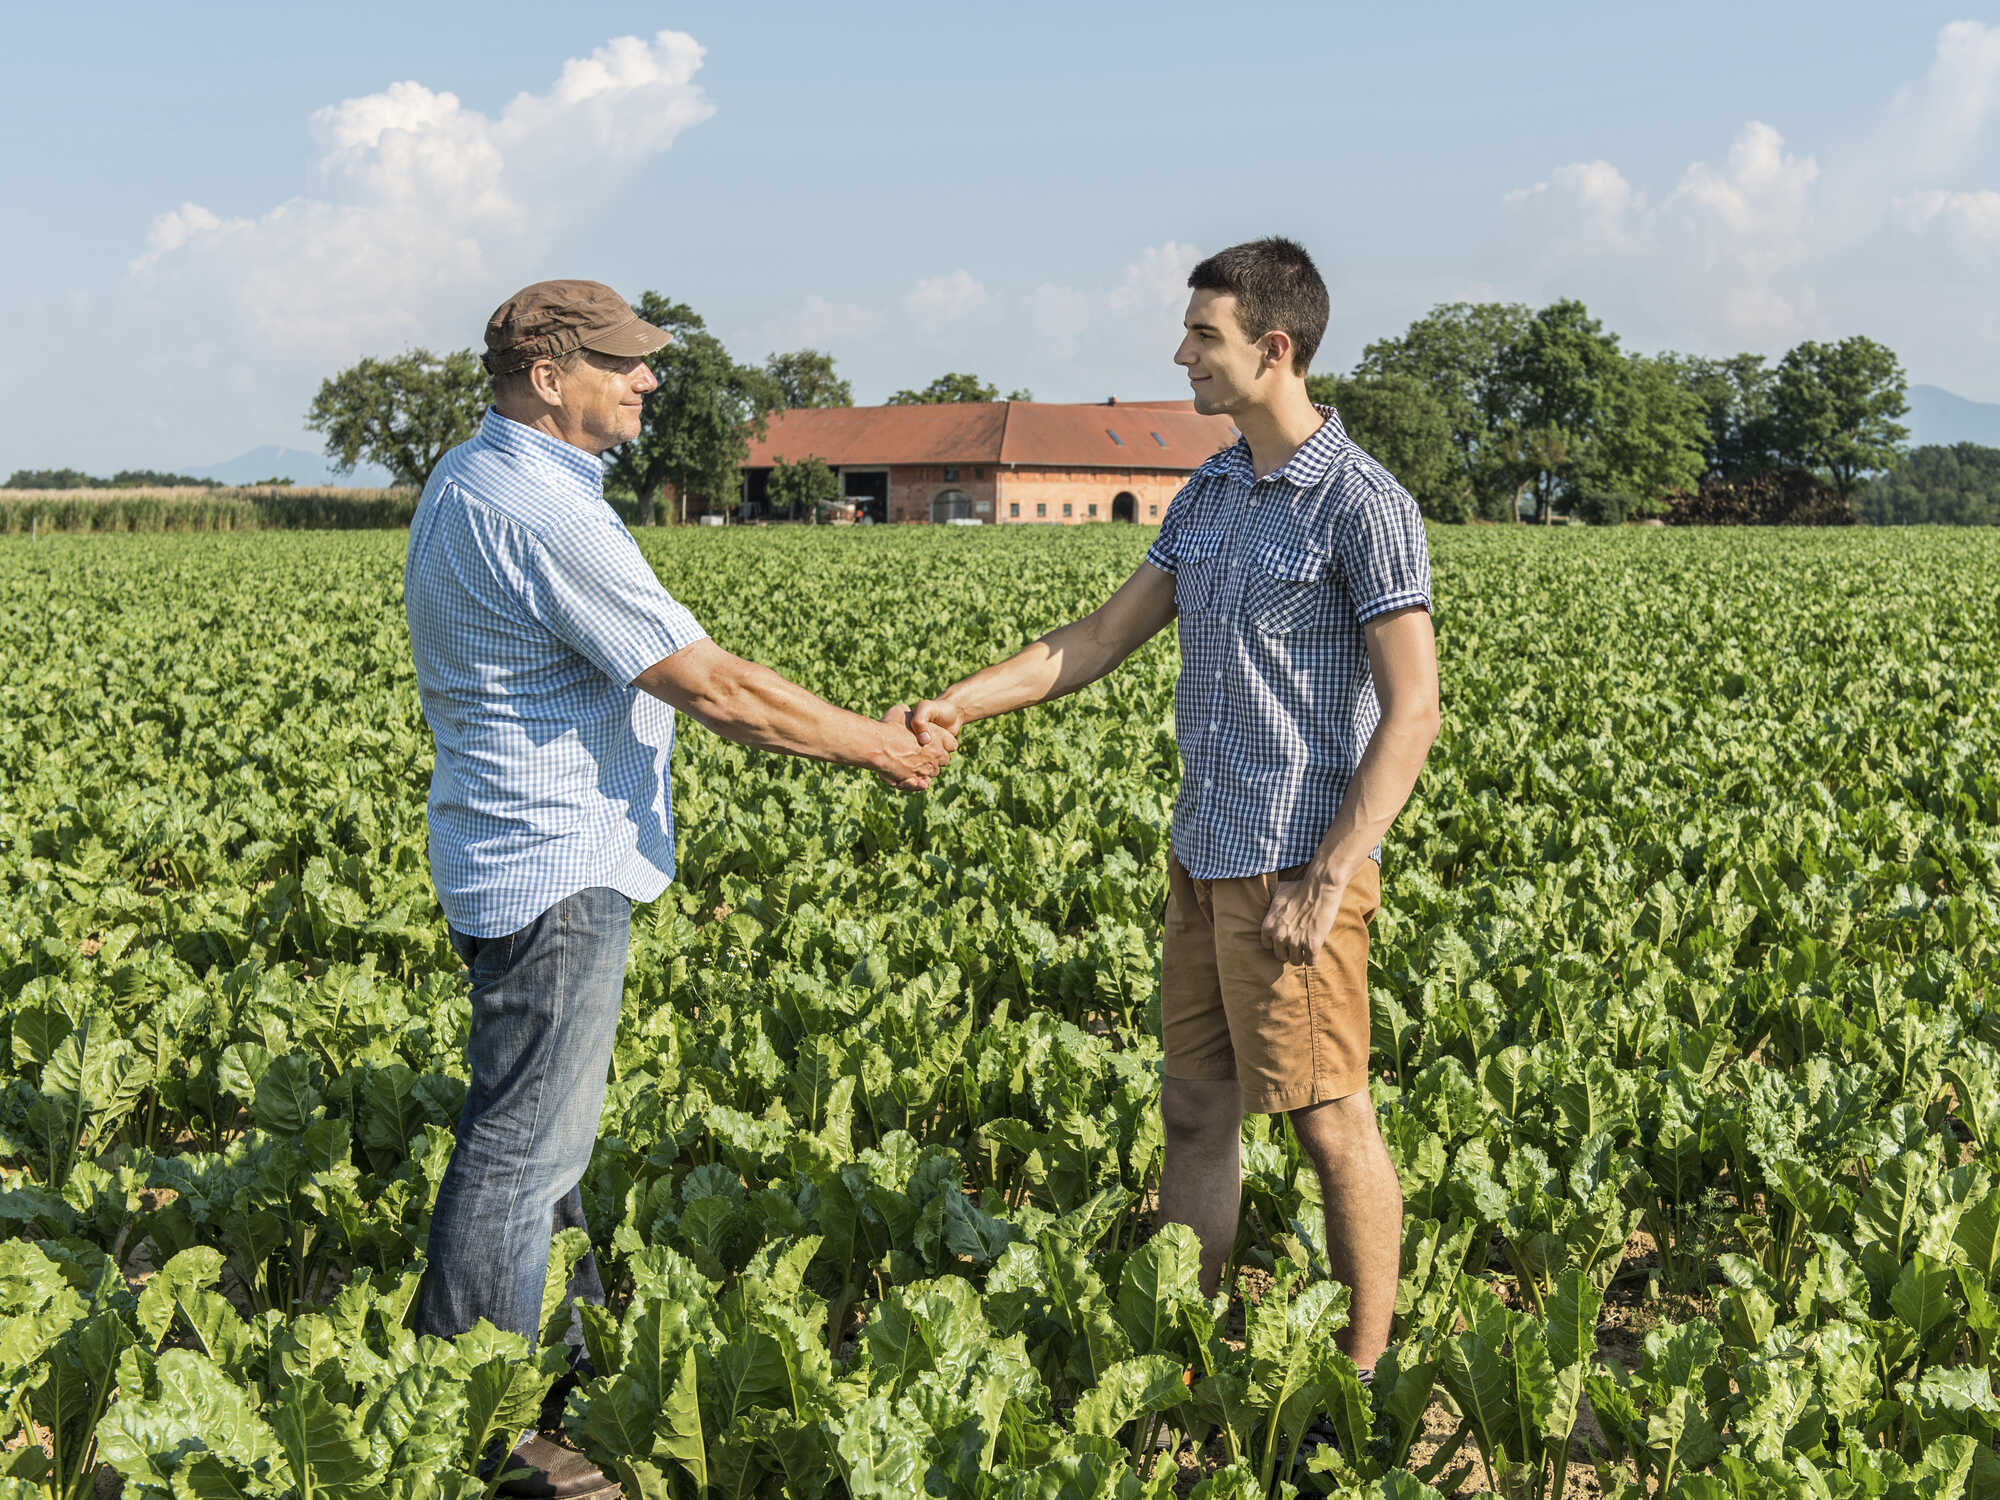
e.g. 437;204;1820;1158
1;527;1997;1498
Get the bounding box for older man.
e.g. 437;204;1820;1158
405;280;948;1497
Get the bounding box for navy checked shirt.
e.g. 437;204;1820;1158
1144;406;1431;880
404;410;708;937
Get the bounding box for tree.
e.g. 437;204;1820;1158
1494;299;1628;522
1860;443;2000;525
765;455;841;521
1661;352;1776;478
762;349;852;410
109;469;213;488
887;372;1000;405
1575;355;1708;518
5;467;212;489
603;292;772;525
1006;388;1034;401
305;347;487;488
1306;372;1471;521
6;468;98;489
1770;336;1909;497
1355;301;1531;519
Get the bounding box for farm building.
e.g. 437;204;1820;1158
732;399;1238;524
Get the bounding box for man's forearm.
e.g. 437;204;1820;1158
682;658;893;770
942;617;1124;724
1302;708;1438;890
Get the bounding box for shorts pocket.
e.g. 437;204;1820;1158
1249;541;1328;634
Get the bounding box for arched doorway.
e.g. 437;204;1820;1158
932;489;974;523
1111;492;1137;522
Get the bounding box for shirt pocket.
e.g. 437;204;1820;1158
1174;524;1227;616
1248;540;1329;634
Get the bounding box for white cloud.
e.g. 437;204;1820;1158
904;269;989;324
748;294;881;356
130;202;245;272
1495;13;2000;364
1668;122;1818;248
1896;188;2000;250
120;31;713;383
1505;161;1641;252
1109;240;1201;313
1883;20;2000;178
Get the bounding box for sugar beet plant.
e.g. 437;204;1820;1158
1;524;1997;1498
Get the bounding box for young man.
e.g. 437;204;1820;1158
406;280;951;1498
910;238;1437;1371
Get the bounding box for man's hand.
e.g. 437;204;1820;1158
1261;875;1346;967
909;695;966;747
876;704;952;791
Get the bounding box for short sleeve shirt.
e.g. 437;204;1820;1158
1144;406;1431;879
404;410;708;936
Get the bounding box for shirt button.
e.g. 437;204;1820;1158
1208;721;1218;732
1214;669;1224;680
1202;777;1213;789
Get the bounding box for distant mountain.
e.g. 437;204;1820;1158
189;445;396;488
1907;386;2000;450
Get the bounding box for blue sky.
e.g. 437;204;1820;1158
5;1;1997;472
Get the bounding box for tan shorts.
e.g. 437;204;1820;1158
1161;854;1381;1114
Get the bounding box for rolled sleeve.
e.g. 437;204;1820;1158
525;516;707;685
1145;484;1195;574
1333;482;1431;624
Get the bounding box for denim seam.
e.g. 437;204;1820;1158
499;900;565;1339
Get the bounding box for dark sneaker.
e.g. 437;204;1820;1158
493;1434;621;1499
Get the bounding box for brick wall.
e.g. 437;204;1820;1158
994;468;1183;525
886;464;1001;523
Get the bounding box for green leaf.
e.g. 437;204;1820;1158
136;1245;228;1345
1116;1224;1202;1356
1543;1268;1602;1373
454;1325;550;1470
833;1393;929;1499
1890;1252;1957;1346
659;1347;707;1489
96;1348;283;1488
1438;1331;1520;1464
1071;1354;1190;1438
251;1053;324;1135
269;1378;373;1499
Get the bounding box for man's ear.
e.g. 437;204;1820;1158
526;359;565;407
1261;330;1294;373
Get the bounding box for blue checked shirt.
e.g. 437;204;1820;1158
1144;406;1431;880
404;410;708;937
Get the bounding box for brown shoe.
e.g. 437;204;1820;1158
493;1434;621;1499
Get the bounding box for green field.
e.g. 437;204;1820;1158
2;526;1998;1499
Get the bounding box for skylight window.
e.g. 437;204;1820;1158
1151;432;1167;447
1106;429;1124;446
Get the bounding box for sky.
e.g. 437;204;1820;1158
4;0;1997;474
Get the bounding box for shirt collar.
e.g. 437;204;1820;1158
477;408;608;496
1222;404;1351;488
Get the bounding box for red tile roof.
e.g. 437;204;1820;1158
743;400;1236;471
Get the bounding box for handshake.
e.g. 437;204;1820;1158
874;695;966;792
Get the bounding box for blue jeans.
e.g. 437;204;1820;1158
414;886;632;1347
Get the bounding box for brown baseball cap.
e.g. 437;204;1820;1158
482;280;673;376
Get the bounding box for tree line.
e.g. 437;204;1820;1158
1308;300;1929;524
4;467;219;490
287;291;1996;526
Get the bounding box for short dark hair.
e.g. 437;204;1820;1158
1186;237;1328;374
